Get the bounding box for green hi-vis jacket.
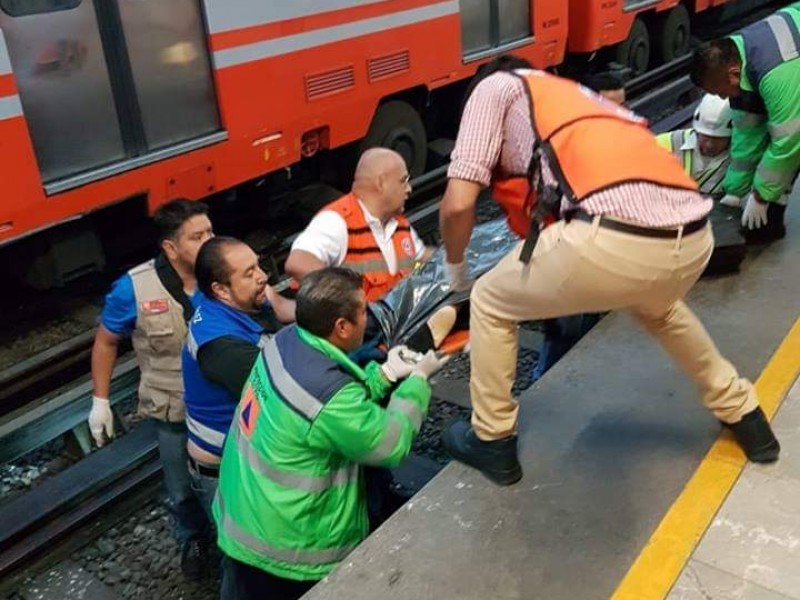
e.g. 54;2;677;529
726;2;800;202
213;325;431;581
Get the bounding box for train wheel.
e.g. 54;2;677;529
659;4;691;63
361;101;428;178
615;18;650;77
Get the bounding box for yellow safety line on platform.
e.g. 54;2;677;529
611;317;800;600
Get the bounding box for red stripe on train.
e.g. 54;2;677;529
0;74;18;98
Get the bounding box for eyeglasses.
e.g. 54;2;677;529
400;173;411;184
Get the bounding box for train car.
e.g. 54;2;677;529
0;0;567;287
566;0;769;75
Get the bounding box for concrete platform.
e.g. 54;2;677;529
668;376;800;600
304;197;800;600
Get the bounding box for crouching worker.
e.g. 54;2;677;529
214;267;447;600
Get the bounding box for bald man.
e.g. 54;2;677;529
287;148;432;303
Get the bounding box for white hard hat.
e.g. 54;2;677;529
693;94;732;137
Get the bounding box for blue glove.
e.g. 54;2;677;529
348;336;387;366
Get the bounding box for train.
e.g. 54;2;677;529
0;0;769;287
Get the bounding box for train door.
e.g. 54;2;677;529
0;0;220;187
459;0;532;59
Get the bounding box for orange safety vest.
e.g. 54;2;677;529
491;176;536;238
520;71;697;203
327;193;417;302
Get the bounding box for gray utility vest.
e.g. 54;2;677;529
733;5;800;114
129;259;188;422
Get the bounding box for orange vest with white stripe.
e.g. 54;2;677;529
519;71;698;205
327;193;417;302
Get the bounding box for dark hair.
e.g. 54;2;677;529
195;236;242;298
581;64;629;92
152;199;209;244
461;54;534;115
295;267;364;338
690;38;740;87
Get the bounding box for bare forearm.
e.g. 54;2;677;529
91;327;120;399
440;179;481;263
271;293;296;324
285;250;327;281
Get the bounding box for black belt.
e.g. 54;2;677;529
188;455;220;478
571;211;708;238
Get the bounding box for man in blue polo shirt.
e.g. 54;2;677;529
181;236;296;514
89;199;214;580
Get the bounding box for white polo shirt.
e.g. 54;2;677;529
291;199;426;275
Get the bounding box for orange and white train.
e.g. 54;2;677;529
0;0;758;286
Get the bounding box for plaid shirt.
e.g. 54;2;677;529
448;72;712;227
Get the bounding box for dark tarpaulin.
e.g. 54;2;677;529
369;218;519;346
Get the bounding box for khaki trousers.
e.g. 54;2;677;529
469;216;759;440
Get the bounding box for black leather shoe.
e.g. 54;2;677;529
181;538;209;581
724;407;780;463
442;420;522;486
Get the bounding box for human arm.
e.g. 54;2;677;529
265;286;296;324
751;65;800;202
284;250;328;282
90;325;121;445
725;107;770;198
306;375;431;468
91;324;122;400
89;276;138;446
197;337;261;398
440;75;509;281
285;211;348;281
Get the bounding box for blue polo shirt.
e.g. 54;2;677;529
100;273;197;336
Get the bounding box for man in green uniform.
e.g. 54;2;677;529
691;2;800;242
213;267;446;600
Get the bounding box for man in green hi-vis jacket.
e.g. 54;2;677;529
213;267;447;600
691;2;800;243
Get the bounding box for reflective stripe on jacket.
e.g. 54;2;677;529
727;3;800;200
656;129;730;195
182;293;270;456
327;193;416;302
213;325;431;581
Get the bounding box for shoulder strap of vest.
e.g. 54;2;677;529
128;258;156;277
514;71;570;265
154;253;194;324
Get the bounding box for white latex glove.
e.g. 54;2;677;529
444;259;472;292
741;193;768;230
719;194;742;208
410;350;451;381
88;396;114;447
381;346;416;383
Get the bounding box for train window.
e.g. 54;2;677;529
0;0;81;18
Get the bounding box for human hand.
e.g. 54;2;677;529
410;350;451;380
381;345;417;382
444;259;472;293
88;396;114;447
741;192;768;229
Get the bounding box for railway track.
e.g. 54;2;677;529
0;43;731;593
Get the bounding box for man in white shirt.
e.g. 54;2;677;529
286;148;430;303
